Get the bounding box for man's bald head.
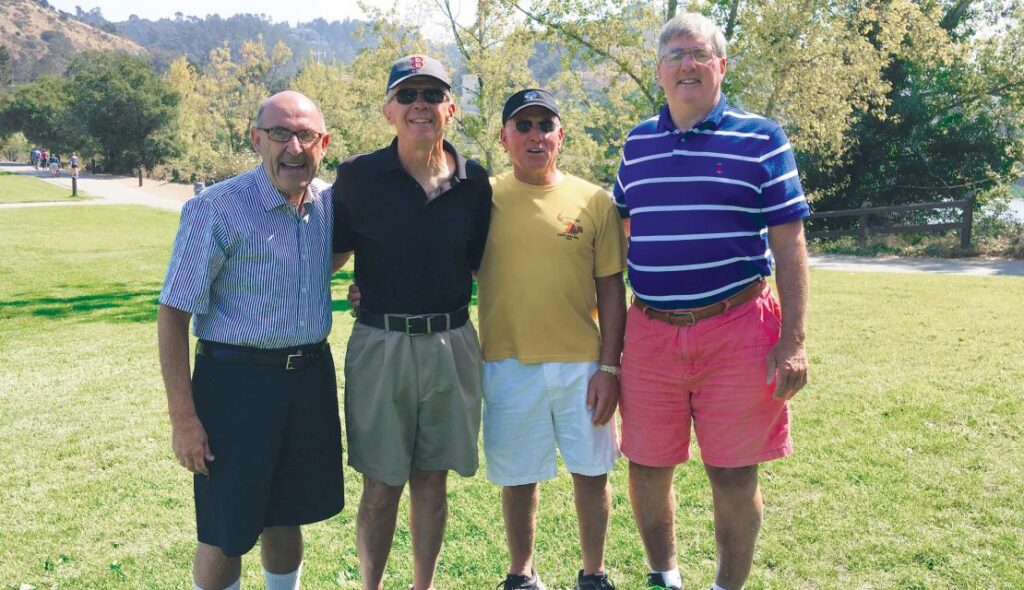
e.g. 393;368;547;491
256;91;327;133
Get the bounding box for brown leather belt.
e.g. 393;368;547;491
633;280;766;327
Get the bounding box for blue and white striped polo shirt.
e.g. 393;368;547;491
160;165;334;348
613;94;809;309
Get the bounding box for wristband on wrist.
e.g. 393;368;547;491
597;364;621;376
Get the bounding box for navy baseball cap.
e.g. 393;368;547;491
502;88;560;125
387;54;451;91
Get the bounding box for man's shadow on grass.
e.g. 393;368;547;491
2;285;162;323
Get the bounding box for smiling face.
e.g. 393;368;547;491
656;34;726;123
382;78;455;147
250;91;329;202
500;106;564;185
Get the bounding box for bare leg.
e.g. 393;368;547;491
704;464;762;590
409;469;449;590
261;526;303;573
357;476;404;590
502;482;539;576
193;542;241;590
628;461;677;571
572;473;610;575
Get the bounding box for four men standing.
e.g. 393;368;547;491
159;12;810;587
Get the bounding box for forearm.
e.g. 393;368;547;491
769;221;809;344
157;304;196;423
595;273;627;365
331;251;352;273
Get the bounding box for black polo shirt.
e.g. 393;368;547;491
332;138;492;315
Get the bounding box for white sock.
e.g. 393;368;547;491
655;569;683;588
711;583;729;590
193;579;240;590
264;563;302;590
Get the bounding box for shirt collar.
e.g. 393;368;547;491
378;137;469;180
657;92;729;133
254;163;318;212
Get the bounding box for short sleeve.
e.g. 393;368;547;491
159;198;227;314
591;188;628;278
332;163;356;254
760;125;809;226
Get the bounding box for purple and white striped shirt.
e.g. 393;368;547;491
613;95;809;309
160;165;334;348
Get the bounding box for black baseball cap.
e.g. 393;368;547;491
387;54;451;91
502;88;560;125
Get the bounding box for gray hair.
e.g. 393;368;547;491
658;12;727;60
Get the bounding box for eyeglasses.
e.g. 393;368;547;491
392;88;449;105
659;47;717;65
257;127;323;145
513;119;557;134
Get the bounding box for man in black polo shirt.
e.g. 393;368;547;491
332;54;492;590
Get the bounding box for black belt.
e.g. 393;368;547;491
357;307;469;336
196;340;328;371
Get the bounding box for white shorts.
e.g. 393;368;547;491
483;358;620;486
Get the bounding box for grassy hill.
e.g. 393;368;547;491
0;0;145;82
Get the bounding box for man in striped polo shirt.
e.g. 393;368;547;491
612;13;810;590
158;90;343;590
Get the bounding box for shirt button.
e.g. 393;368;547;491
299;320;306;327
301;255;308;261
301;288;308;294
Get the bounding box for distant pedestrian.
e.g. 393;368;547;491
31;148;41;169
69;153;80;178
40;149;49;169
48;154;60;177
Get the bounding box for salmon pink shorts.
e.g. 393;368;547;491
619;285;793;468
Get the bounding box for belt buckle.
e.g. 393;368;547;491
404;315;430;336
285;350;303;371
668;311;697;326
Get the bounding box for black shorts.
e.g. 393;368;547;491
191;343;344;557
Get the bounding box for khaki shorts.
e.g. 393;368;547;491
344;321;483;486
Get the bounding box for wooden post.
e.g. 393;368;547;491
858;201;871;247
71;176;77;197
961;191;975;249
137;167;143;187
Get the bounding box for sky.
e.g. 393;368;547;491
44;0;471;26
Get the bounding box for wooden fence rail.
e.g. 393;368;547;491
806;192;976;248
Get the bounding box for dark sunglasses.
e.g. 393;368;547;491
514;119;557;134
257;127;322;145
393;88;448;105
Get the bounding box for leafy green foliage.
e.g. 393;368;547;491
65;51;180;173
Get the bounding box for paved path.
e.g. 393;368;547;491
3;162;1023;277
0;162;190;212
808;254;1024;277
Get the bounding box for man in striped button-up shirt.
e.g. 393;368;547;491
158;91;343;590
612;13;810;590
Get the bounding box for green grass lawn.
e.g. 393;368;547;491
0;170;93;203
1;206;1022;589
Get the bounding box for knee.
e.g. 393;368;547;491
360;478;404;513
706;465;760;500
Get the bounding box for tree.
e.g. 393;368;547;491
66;51;180;172
0;45;12;87
0;75;76;153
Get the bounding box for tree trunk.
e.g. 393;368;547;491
666;0;677;22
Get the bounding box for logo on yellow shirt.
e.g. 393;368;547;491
556;213;584;240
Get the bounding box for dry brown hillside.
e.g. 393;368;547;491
0;0;146;82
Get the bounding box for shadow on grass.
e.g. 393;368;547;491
2;284;162;323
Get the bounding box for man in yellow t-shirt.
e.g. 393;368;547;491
479;89;627;590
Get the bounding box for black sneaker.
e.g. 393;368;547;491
499;570;547;590
646;572;683;590
575;569;616;590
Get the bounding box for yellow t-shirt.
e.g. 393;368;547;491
477;171;628;363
